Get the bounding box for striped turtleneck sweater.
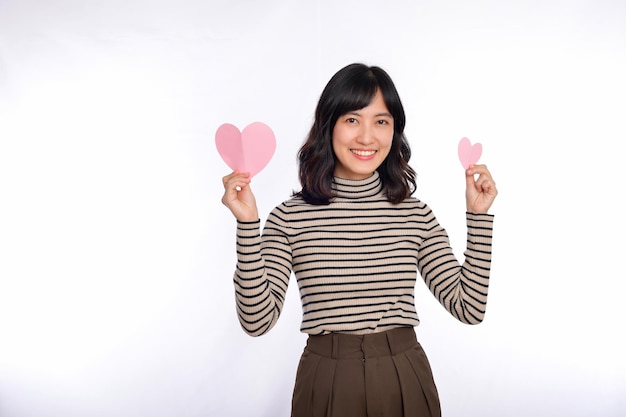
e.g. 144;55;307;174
234;171;494;336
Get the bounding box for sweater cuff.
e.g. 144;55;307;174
466;212;494;228
465;212;494;244
466;212;494;221
236;219;261;239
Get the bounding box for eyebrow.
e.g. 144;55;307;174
346;110;393;118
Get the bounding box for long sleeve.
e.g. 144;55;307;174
417;212;494;324
229;172;495;336
233;218;293;336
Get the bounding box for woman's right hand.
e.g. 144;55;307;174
221;171;259;222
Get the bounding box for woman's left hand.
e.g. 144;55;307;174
465;164;498;214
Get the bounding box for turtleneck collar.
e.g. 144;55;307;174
331;171;383;199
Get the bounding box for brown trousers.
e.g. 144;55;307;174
291;327;441;417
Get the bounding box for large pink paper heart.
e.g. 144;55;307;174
215;122;276;177
458;137;482;169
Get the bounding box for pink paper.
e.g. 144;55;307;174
458;137;482;169
215;122;276;177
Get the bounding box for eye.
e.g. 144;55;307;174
346;117;358;124
377;119;390;125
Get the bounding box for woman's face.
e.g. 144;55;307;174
332;91;394;180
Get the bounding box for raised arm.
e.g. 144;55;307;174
418;165;497;324
222;172;292;336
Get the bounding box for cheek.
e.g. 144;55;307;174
331;133;340;153
383;131;394;149
380;133;394;158
332;125;350;148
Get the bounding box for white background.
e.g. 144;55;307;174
1;1;625;416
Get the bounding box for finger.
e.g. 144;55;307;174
465;167;479;189
465;169;476;189
221;180;251;206
475;168;496;190
475;176;498;201
222;170;238;185
226;181;250;197
223;172;251;190
222;170;251;185
466;164;491;177
483;179;498;196
477;178;493;194
467;165;496;188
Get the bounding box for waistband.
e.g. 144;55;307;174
305;327;417;360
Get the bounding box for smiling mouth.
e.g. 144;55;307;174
351;150;377;157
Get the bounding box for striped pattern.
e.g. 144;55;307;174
234;172;494;336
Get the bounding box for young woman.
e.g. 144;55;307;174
221;63;497;417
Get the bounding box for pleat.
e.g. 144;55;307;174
371;355;403;416
329;357;367;417
393;344;441;417
291;351;338;417
293;328;441;417
313;356;336;417
292;351;320;417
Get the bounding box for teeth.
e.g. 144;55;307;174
351;150;376;156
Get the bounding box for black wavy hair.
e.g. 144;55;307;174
294;63;416;205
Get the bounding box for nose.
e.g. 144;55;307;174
356;124;375;145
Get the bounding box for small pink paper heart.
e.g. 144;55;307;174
215;122;276;177
458;137;482;169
